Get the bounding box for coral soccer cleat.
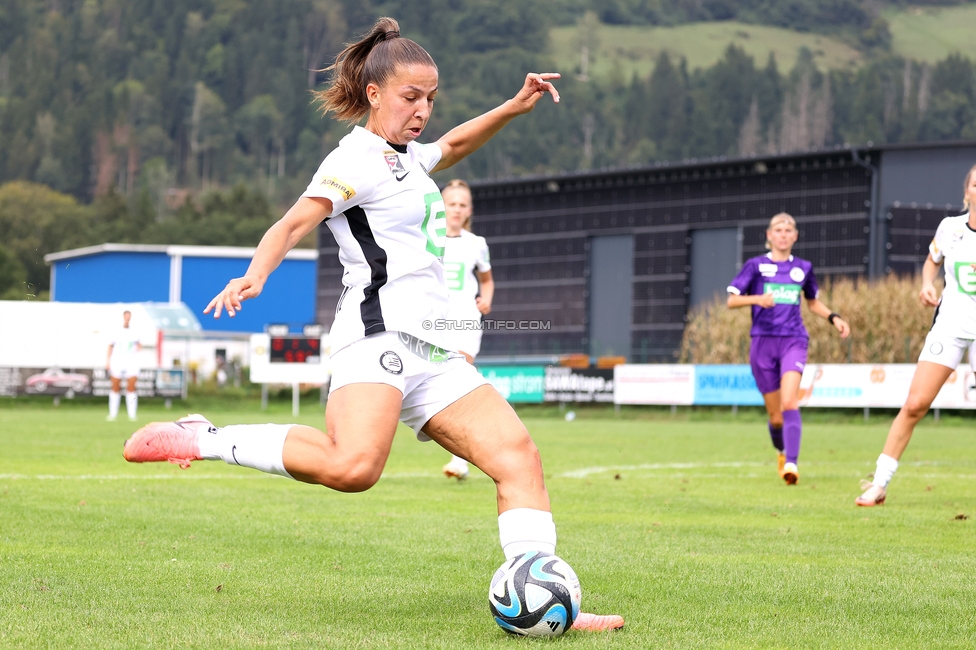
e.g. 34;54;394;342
572;612;625;632
123;414;212;469
855;480;886;507
781;461;799;485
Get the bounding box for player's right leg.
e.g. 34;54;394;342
753;337;787;479
124;383;403;492
108;375;122;421
856;361;954;506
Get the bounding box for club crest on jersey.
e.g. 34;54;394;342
379;351;403;375
383;151;406;176
789;267;805;282
952;230;965;242
759;263;777;277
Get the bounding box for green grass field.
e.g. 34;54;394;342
2;401;975;648
550;4;976;81
887;3;976;64
549;21;863;79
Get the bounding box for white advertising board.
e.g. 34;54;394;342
249;333;331;384
614;364;695;405
799;363;976;409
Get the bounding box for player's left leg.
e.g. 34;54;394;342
421;383;623;632
761;390;785;473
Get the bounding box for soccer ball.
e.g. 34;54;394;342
488;551;581;637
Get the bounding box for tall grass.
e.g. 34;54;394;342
680;275;938;364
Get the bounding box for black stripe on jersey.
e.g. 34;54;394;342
386;141;407;154
345;205;388;336
930;300;942;331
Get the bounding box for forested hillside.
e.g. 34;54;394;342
1;0;975;298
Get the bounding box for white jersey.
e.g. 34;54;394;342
304;126;449;353
929;213;976;339
109;327;141;363
444;230;491;322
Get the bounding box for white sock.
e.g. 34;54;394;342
197;423;294;479
108;391;121;418
498;508;557;559
125;392;138;419
451;455;468;468
874;453;899;488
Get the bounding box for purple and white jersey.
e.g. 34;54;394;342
727;253;819;338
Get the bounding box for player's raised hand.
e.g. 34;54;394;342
510;73;560;114
204;275;265;318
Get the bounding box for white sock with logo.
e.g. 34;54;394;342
196;423;294;478
108;391;121;418
125;392;138;419
873;453;899;488
498;508;557;559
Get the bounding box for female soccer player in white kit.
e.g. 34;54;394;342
856;163;976;506
439;180;494;481
106;310;141;421
122;18;622;632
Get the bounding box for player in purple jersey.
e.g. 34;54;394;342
727;213;851;484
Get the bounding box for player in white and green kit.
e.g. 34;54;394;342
439;179;494;480
857;163;976;506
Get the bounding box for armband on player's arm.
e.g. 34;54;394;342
828;313;841;325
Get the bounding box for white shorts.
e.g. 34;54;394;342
109;359;141;380
328;331;489;440
917;328;976;370
441;327;484;358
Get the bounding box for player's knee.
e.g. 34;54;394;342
769;415;784;428
902;395;931;420
329;461;383;492
496;429;543;477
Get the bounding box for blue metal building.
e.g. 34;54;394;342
44;244;317;334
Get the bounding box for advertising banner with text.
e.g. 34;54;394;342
614;363;976;410
0;367;185;399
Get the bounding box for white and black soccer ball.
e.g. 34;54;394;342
488;551;581;637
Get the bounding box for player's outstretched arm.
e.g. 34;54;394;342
433;73;560;172
806;298;851;338
918;254;942;307
204;197;332;318
728;293;775;309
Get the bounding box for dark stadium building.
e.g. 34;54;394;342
316;140;976;362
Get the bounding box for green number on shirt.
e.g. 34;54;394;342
423;192;447;257
445;261;466;291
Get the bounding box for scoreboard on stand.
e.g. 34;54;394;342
250;324;330;384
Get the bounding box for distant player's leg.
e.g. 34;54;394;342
779;370;803;485
752;337;786;475
125;375;138;421
442;347;475;480
423;385;623;632
108;375;122;421
761;390;785;472
857;361;954;506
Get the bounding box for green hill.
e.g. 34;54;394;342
887;3;976;63
549;20;863;78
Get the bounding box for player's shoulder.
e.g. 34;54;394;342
791;255;814;270
937;213;972;233
459;230;486;243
